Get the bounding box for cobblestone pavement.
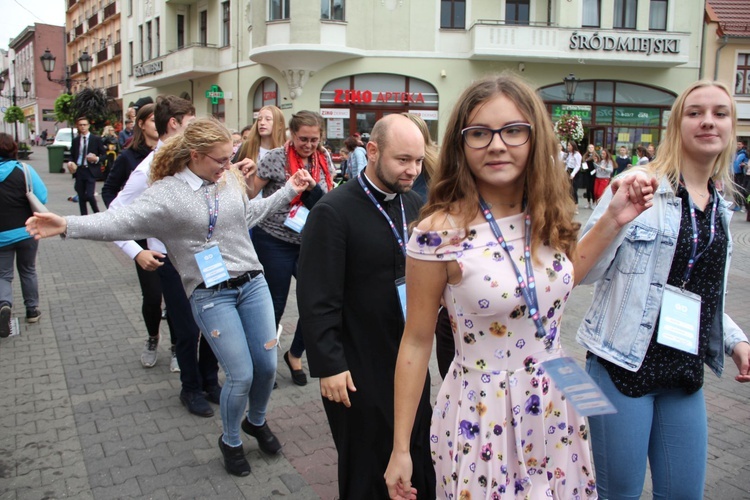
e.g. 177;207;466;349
1;146;749;499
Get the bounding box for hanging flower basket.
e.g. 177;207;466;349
555;113;584;144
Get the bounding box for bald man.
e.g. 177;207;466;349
298;114;435;499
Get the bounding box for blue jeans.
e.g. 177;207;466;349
0;238;39;311
252;227;304;358
189;274;278;447
586;356;707;499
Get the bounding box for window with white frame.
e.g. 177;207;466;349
222;2;230;46
321;0;344;20
737;53;750;95
270;0;290;21
649;0;667;30
614;0;637;29
583;0;600;28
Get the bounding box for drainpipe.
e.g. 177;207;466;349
714;34;729;81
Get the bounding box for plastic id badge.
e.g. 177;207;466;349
194;245;230;288
284;204;310;233
542;357;617;417
395;277;407;320
656;284;701;355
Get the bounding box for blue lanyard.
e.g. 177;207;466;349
204;184;220;242
479;197;547;340
357;174;408;256
681;185;718;287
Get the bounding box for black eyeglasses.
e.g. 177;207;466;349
461;123;532;149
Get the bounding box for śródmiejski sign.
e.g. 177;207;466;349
570;32;680;56
135;60;163;77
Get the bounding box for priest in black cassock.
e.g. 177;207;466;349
298;114;436;500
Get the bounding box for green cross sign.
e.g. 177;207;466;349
205;85;224;104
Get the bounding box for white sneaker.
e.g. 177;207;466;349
170;346;180;372
141;336;159;368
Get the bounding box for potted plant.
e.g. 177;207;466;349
17;141;32;160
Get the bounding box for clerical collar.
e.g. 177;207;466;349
363;171;397;201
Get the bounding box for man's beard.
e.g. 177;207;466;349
375;158;412;194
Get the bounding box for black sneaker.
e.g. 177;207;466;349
180;390;214;417
217;434;251;477
26;308;41;324
0;305;11;338
242;418;281;455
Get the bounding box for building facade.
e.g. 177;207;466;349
66;0;123;118
122;0;703;153
6;24;66;143
704;0;750;139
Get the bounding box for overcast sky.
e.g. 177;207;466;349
2;0;65;51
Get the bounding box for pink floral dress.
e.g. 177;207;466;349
408;214;597;499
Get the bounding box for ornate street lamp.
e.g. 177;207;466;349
563;73;580;104
0;75;31;142
40;48;93;94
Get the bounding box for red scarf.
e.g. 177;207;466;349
285;141;333;205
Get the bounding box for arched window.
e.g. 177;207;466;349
253;78;279;114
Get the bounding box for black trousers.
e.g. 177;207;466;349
74;168;99;215
157;256;219;393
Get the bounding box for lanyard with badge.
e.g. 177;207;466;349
480;196;616;417
194;183;231;288
357;174;409;318
656;185;718;355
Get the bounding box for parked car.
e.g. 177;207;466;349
53;127;77;162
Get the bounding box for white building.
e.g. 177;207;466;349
122;0;703;152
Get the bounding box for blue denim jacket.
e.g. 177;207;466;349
576;176;747;377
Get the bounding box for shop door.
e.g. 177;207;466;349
352;108;408;141
589;127;609;152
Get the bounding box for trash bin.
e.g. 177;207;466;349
47;145;67;173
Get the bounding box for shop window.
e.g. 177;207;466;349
270;0;290;21
222;2;230;46
321;0;345;21
199;10;208;46
737;54;750;96
649;0;667;31
614;0;637;30
253;78;280;111
212;86;226;123
506;0;530;25
582;0;600;28
440;0;465;29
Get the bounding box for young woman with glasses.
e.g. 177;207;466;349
251;110;335;387
384;73;656;499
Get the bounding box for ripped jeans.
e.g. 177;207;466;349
189;273;277;447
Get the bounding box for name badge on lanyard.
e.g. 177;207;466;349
194;184;230;288
656;187;716;354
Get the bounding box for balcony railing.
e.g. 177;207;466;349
69;62;79;75
97;47;108;64
88;12;98;29
103;2;116;20
75;24;83;36
106;85;119;98
67;0;76;9
114;41;121;56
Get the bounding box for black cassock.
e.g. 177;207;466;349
298;175;435;500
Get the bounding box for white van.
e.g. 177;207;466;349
53;127;77;163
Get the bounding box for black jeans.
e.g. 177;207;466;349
74;168;99;215
157;256;219;393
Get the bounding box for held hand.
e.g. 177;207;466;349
385;451;418;500
135;250;165;271
86;153;98;163
731;341;750;383
26;212;67;240
319;372;356;407
606;173;658;228
288;169;317;193
67;162;77;174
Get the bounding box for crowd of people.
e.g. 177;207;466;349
4;72;749;499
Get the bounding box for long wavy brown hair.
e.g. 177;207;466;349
236;105;286;163
150;117;236;184
422;72;579;262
